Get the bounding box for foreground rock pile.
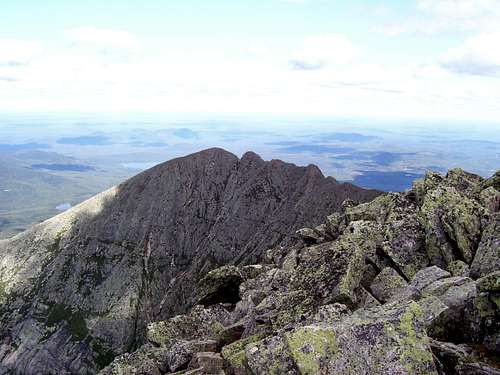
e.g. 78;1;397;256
101;169;500;375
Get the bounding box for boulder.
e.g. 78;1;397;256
475;271;500;353
470;214;500;279
480;187;500;213
220;333;269;375
295;227;324;245
422;277;477;342
417;296;449;331
165;340;218;373
147;305;230;348
188;352;224;374
420;185;485;268
370;267;408;303
429;339;474;374
292;220;376;307
380;195;429;280
245;301;437;375
483;171;500;192
245;335;298;374
410;266;451;292
447;260;470;277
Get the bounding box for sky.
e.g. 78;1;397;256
0;0;500;121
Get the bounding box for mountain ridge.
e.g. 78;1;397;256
0;148;381;374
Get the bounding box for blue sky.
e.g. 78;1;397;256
1;0;499;121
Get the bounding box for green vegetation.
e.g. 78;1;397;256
46;303;88;341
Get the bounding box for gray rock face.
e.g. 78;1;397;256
0;148;381;374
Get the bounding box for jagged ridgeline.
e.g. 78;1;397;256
0;148;381;375
100;168;500;375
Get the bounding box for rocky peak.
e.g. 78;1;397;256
0;149;380;375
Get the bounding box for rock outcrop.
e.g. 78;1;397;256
100;167;500;375
0;148;381;374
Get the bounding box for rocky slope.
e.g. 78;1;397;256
100;168;500;375
0;148;380;375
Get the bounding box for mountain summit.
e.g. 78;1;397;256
0;148;380;374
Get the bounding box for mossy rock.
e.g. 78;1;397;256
147;305;230;348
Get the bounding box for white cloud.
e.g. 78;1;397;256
417;0;498;18
374;0;500;36
2;23;500;122
0;39;42;65
290;34;359;70
67;26;140;50
440;31;500;77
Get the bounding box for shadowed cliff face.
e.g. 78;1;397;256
0;148;381;375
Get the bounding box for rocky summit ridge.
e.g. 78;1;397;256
0;148;381;375
100;167;500;375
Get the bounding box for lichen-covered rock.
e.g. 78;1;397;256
420;185;486;267
188;352;224;374
379;193;429;280
246;301;437;375
220;333;269;374
410;266;451;292
370;267;408;303
475;271;500;353
480;186;500;213
295;227;324;245
146;305;230;348
483;171;500;193
3;162;500;374
98;344;167;375
164;340;218;373
470;214;500;279
255;290;314;330
417;296;449;331
292;220;377;307
422;277;477;342
445;168;485;195
448;260;470;277
429;339;475;374
245;335;298;374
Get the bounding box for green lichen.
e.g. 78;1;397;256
396;303;435;375
221;333;269;360
226;350;247;369
286;325;337;375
